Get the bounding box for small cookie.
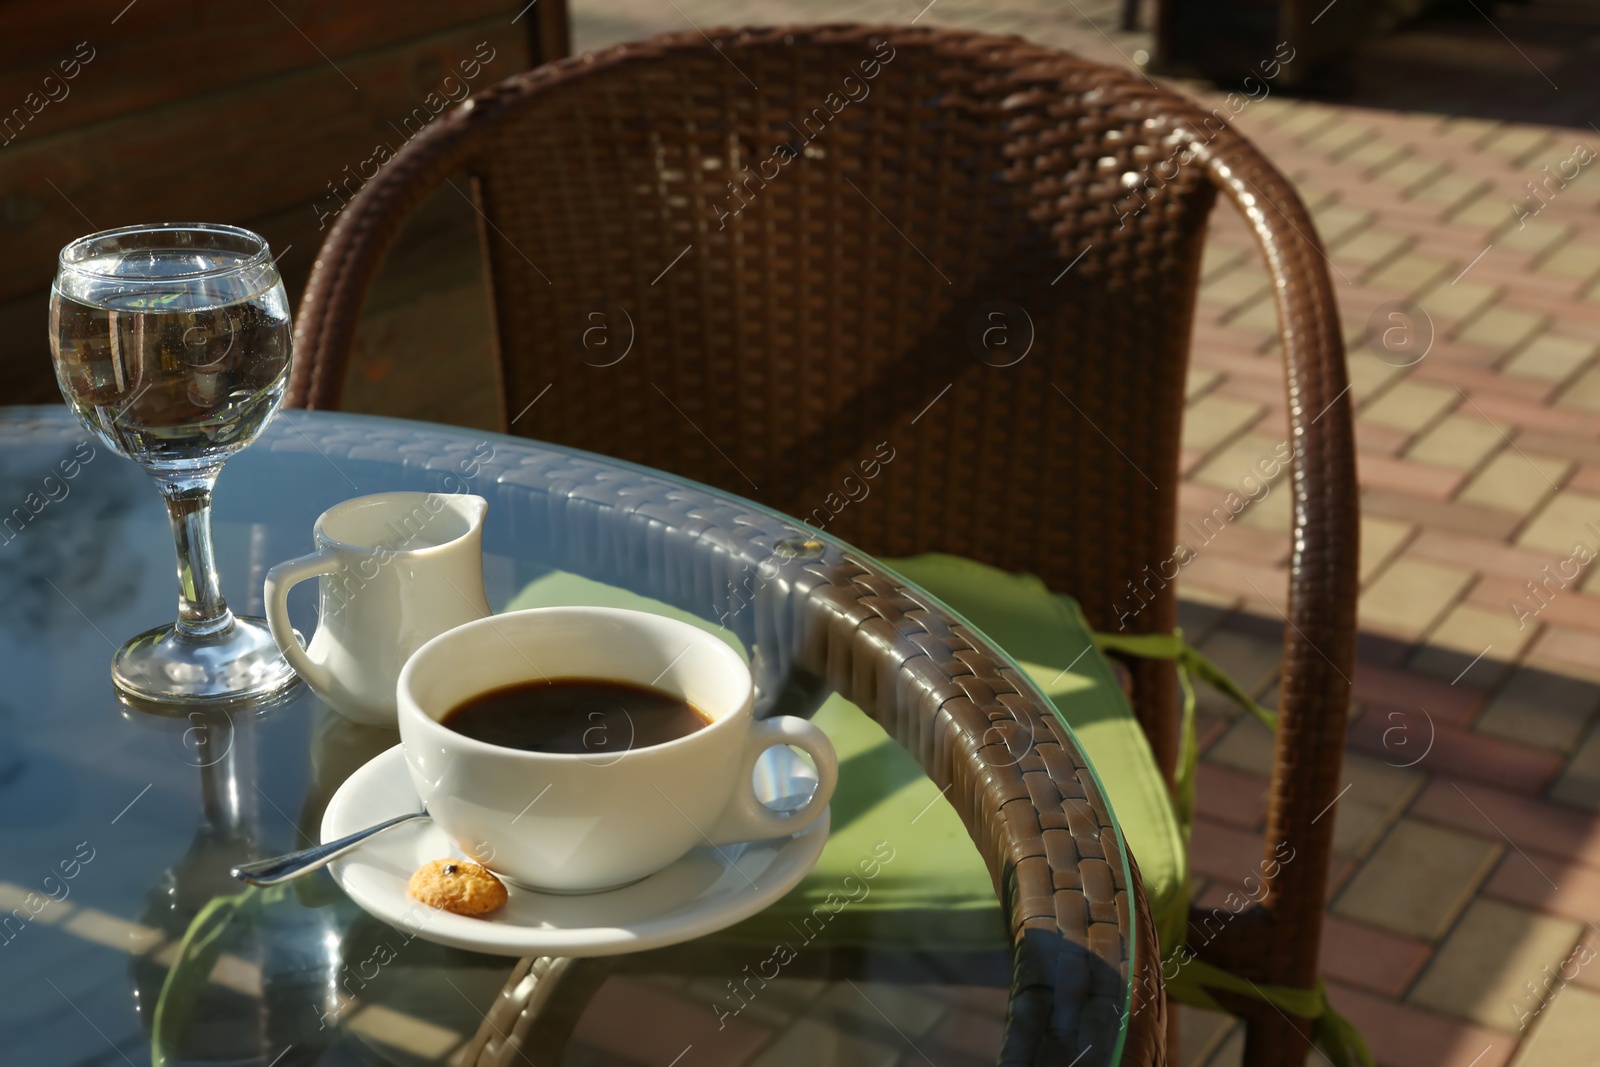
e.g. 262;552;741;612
407;859;508;916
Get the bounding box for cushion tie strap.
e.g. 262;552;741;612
153;883;287;1065
1091;631;1371;1067
1091;629;1277;731
1163;958;1374;1067
1090;629;1277;838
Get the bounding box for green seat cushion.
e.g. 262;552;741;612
883;553;1187;955
505;571;1006;950
503;556;1184;954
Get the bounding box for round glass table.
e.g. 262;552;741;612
0;406;1147;1067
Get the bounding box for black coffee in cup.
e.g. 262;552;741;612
441;678;711;755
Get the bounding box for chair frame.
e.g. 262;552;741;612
291;26;1358;1067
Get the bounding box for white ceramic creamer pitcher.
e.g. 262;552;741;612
265;492;492;725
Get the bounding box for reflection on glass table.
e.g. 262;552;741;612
0;406;1138;1067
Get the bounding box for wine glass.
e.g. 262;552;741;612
49;223;301;706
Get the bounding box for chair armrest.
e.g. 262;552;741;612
798;559;1165;1066
1190;132;1360;993
290;99;484;410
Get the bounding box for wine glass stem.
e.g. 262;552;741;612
155;470;235;637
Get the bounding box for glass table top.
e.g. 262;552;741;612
0;405;1135;1067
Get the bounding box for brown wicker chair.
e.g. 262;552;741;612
290;25;1358;1066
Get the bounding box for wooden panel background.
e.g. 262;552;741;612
1;0;537;402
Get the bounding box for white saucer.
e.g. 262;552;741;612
320;745;829;957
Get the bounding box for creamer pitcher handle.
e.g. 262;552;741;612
264;549;340;696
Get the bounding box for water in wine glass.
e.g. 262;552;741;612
50;224;302;706
50;246;290;472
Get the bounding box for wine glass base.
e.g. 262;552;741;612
112;615;302;708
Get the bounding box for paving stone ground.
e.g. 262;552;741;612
343;1;1600;1064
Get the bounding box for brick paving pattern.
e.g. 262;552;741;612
343;1;1600;1063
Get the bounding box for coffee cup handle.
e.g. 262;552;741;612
706;716;838;845
264;549;339;696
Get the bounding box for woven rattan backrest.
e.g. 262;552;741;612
465;27;1214;636
294;25;1356;788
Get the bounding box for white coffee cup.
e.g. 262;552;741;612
396;606;838;892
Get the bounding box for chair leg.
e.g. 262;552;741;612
456;955;616;1066
1240;1008;1314;1067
